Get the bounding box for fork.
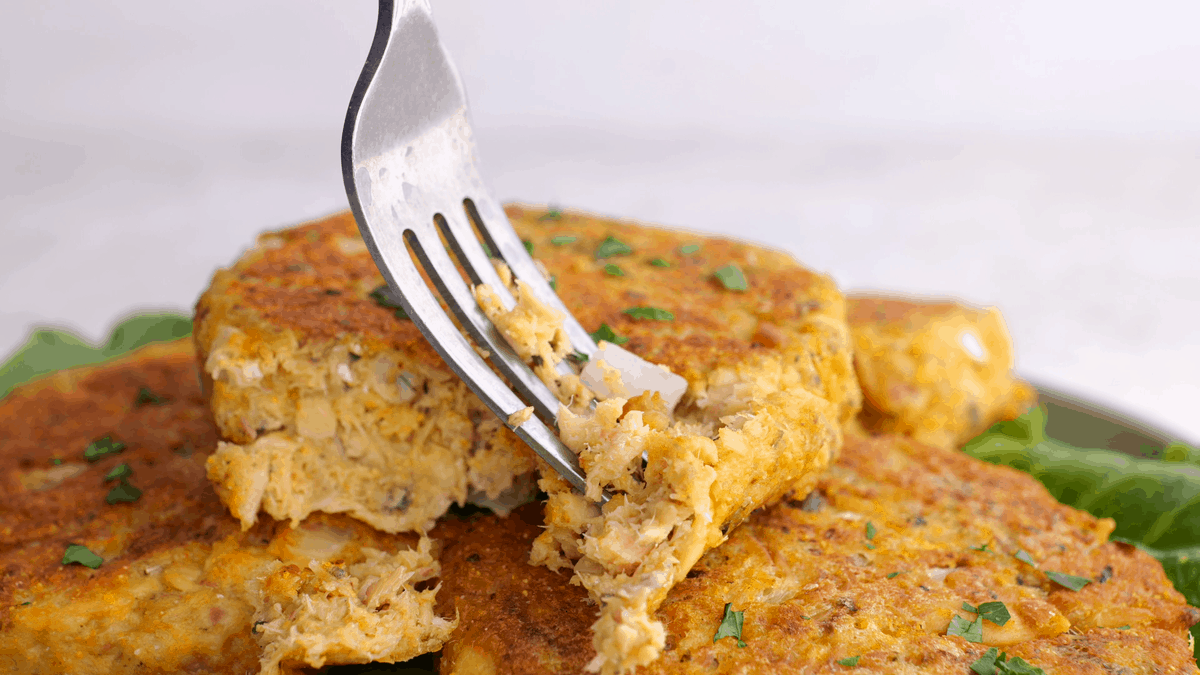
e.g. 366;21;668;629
342;0;599;494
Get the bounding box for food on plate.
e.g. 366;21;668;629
0;340;454;674
476;206;861;673
436;429;1200;674
847;295;1037;448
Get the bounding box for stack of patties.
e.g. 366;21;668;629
3;206;1195;674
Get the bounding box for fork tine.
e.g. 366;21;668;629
466;197;599;358
405;213;563;424
359;220;588;494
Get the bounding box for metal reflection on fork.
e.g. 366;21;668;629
341;0;599;494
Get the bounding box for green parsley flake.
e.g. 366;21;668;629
595;236;633;259
650;258;671;268
84;436;126;462
252;620;268;634
135;387;168;406
713;264;748;291
567;351;589;364
623;306;674;321
1045;570;1090;591
836;655;861;667
947;614;983;643
1116;625;1131;630
679;243;701;255
19;601;32;606
51;458;62;466
549;275;558;291
589;323;628;345
969;647;1047;675
539;208;563;221
1014;549;1036;566
104;463;133;482
604;263;625;277
62;544;103;569
970;543;992;552
368;285;409;319
865;522;877;540
550;234;576;245
106;480;143;505
864;543;876;550
886;571;902;579
712;602;746;648
523;240;534;254
963;601;1011;626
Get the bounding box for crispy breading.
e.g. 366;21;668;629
194;207;861;543
0;341;454;674
435;431;1200;674
848;294;1037;447
478;206;860;672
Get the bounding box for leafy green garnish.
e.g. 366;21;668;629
679;244;701;255
836;655;861;667
62;544;103;569
523;240;534;255
539;208;563;221
84;436;126;462
549;275;557;291
1044;570;1090;591
947;614;983;643
1;313;192;400
970;543;992;552
650;258;671;268
595;236;633;259
963;601;1011;626
368;285;409;319
106;480;142;505
1116;625;1131;630
970;647;1047;675
567;351;589;364
623;307;674;321
604;263;625;277
865;522;877;540
1014;550;1036;566
550;235;576;245
134;387;168;406
104;463;132;482
886;571;902;579
712;602;746;647
713;264;748;291
589;324;628;345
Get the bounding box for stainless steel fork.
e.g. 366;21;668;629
342;0;598;493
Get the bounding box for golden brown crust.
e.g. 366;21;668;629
847;294;1037;447
435;431;1200;674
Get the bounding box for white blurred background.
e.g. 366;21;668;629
2;0;1197;441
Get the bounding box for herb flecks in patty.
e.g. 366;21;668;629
604;263;625;277
623;307;674;321
679;243;701;255
970;647;1048;675
135;387;168;406
589;323;628;345
550;234;576;245
650;258;671;268
62;544;103;569
1045;570;1090;591
714;263;748;291
712;603;746;648
947;614;983;643
523;240;534;255
84;435;126;462
539;207;563;221
836;655;861;667
369;284;409;319
964;601;1011;626
106;480;143;505
595;236;633;259
104;463;133;482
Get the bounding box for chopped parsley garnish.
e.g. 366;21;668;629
970;647;1047;675
712;602;746;648
19;601;31;606
1045;570;1090;591
886;571;902;579
539;207;563;221
1014;549;1036;566
595;236;633;259
84;435;126;462
836;656;861;667
104;463;133;482
679;243;701;255
368;285;409;319
650;258;671;268
566;351;589;364
51;458;62;466
947;614;984;643
252;620;268;634
135;387;168;406
604;263;625;277
970;542;992;552
62;544;103;569
963;601;1011;626
589;323;628;345
1116;625;1131;630
523;240;534;254
106;480;142;505
548;275;558;291
865;522;877;540
550;234;576;245
713;264;748;291
623;306;674;321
